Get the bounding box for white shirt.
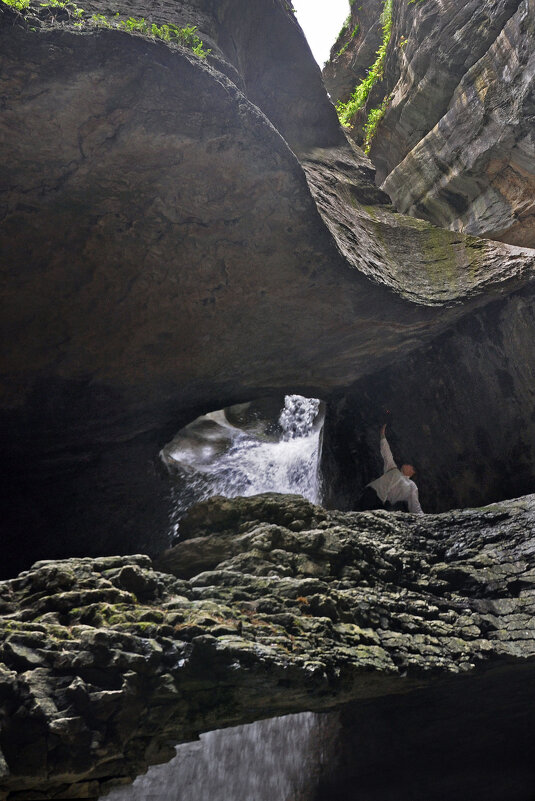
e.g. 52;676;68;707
368;436;423;515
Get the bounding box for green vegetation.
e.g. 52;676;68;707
112;18;210;56
2;0;30;8
336;0;392;127
43;0;83;14
337;13;351;40
336;24;359;57
1;0;211;58
362;93;390;153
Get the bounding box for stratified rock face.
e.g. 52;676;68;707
380;0;535;247
2;493;535;799
324;0;535;247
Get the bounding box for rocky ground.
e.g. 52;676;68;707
2;1;535;797
2;493;535;799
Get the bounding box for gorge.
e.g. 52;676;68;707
1;0;535;797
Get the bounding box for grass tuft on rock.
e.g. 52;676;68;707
336;0;392;128
1;0;211;58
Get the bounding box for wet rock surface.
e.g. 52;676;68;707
2;493;535;798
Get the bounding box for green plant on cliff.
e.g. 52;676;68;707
362;93;391;153
1;0;211;58
41;0;84;16
91;16;211;57
2;0;31;9
336;0;392;127
336;24;359;57
337;13;351;39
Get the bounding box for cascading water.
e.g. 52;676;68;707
103;712;339;801
121;397;331;801
162;395;324;538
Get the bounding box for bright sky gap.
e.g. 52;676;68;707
292;0;351;66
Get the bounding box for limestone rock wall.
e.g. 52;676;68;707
323;0;383;105
324;0;535;247
322;285;535;514
2;493;535;799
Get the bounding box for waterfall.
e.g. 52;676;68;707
163;395;324;537
127;398;333;801
102;712;339;801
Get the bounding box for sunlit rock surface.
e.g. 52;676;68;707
324;0;535;247
2;493;535;799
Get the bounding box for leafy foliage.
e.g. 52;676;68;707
1;0;211;58
362;94;390;153
336;24;359;57
336;0;392;127
2;0;31;9
43;0;84;16
98;16;211;57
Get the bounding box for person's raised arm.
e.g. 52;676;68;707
379;424;397;472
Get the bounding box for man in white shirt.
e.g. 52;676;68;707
358;424;424;515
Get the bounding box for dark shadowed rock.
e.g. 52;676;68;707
322;284;535;515
1;0;535;576
2;493;535;798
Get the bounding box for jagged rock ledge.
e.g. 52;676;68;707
2;493;535;799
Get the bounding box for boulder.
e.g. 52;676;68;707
2;493;535;798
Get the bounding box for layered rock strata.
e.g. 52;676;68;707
325;0;535;247
2;493;535;799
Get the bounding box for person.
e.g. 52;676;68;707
358;424;423;515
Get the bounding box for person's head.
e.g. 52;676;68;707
401;464;416;478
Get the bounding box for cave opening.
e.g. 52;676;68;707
102;712;340;801
160;394;326;540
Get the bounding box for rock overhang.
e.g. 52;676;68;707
1;0;535;573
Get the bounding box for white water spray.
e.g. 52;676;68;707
163;395;324;536
103;712;339;801
114;400;333;801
